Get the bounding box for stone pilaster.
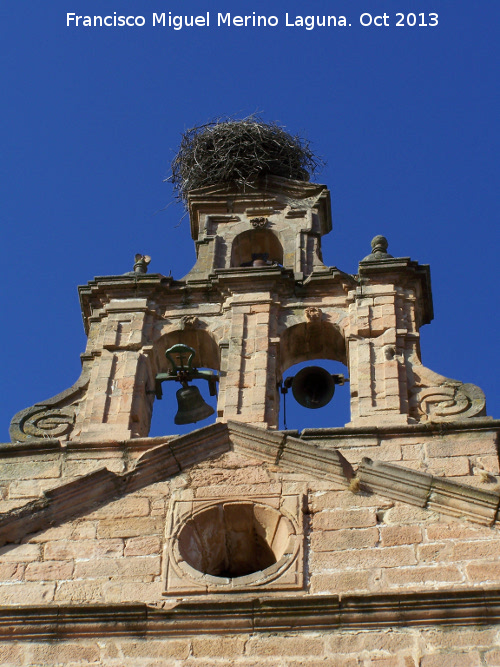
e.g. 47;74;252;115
72;298;154;441
217;288;279;428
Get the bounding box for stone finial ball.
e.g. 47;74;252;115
371;235;389;253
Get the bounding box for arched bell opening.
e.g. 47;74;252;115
148;328;220;437
278;321;349;430
230;229;284;268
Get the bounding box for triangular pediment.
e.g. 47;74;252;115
1;421;498;547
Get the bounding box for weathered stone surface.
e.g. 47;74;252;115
1;176;499;665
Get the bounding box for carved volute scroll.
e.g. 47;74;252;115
409;362;487;423
9;366;90;442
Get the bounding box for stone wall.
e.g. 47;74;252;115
1;627;500;666
1;445;500;605
1;422;500;664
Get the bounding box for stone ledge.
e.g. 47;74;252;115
300;418;500;441
0;589;499;639
227;422;354;486
2;418;498;457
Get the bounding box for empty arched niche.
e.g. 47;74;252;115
231;229;283;267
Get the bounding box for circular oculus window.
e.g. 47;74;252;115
174;501;297;584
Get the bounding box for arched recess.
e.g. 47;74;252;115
279;320;347;377
231;229;283;267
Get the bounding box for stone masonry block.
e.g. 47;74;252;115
325;629;416;654
420;652;482;667
245;636;325;657
191;636;248;658
97;517;164;539
311;527;379;552
426;434;497;459
54;579;106;603
0;544;40;563
85;496;150;519
312;509;378;530
103;581;164;603
383;564;463;587
24;560;74;581
31;642;101;665
124;536;161;557
311;545;417;570
379;525;423;547
0;582;55;604
117;639;190;659
465;562;500;584
0;461;61;481
73;555;161;579
421;627;500;650
44;539;124;560
309;570;375;595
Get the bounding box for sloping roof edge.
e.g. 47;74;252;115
0;422;498;547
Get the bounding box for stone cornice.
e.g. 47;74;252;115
300;418;500;440
358;457;500;526
187;177;332;241
1;589;500;639
227;421;354;486
3;418;497;456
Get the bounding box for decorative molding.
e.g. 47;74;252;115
180;315;200;329
1;589;500;639
416;383;486;422
9;367;90;443
304;306;323;323
358;457;500;526
1;422;499;548
249;216;268;228
165;494;304;596
410;363;487;423
227;422;355;486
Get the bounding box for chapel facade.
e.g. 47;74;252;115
1;175;499;665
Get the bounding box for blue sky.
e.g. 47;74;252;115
1;1;498;438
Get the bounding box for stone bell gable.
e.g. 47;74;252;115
10;176;487;444
2;173;500;665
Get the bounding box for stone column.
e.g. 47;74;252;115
346;237;433;427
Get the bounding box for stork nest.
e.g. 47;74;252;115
170;117;322;205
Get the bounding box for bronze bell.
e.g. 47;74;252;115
174;384;215;425
291;366;336;409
